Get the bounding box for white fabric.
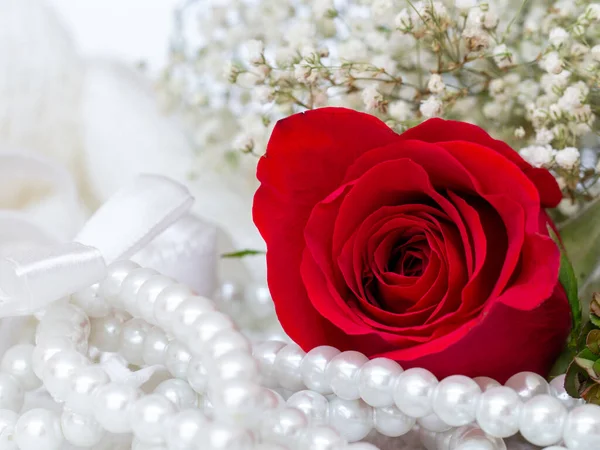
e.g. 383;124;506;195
0;174;193;317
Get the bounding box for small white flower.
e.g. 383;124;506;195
558;198;580;217
555;147;580;170
427;74;445;94
463;26;490;50
420;96;443;118
535;128;554;145
244;39;264;65
584;4;600;21
395;8;412;31
514;127;526;139
294;64;317;84
362;84;384;111
493;44;515;68
549;27;569;48
558;82;589;111
520;145;555;168
455;0;477;10
540;51;563;74
591;45;600;62
312;0;335;17
372;0;393;18
254;86;275;103
482;10;499;29
389;100;412;122
233;134;255;153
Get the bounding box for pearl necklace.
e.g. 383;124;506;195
0;260;598;450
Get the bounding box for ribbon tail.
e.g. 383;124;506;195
0;242;107;317
75;174;194;264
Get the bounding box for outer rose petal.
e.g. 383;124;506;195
399;119;562;208
254;108;399;349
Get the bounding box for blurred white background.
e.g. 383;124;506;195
47;0;180;70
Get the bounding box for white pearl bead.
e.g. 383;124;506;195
274;344;306;391
205;422;255;449
374;405;416;437
0;374;22;413
210;379;264;427
171;296;216;342
393;368;438;418
418;413;452;432
65;365;110;415
328;397;373;442
253;444;290;450
296;426;347;450
101;260;140;307
119;318;152;366
474;377;501;392
244;283;275;319
562;404;600;449
120;268;159;317
42;304;90;337
187;356;208;393
35;319;87;354
130;394;176;444
43;349;87;402
131;439;167;450
142;327;170;366
519;394;566;446
253;340;286;388
15;409;64;450
32;336;75;379
504;371;549;401
325;351;368;400
185;311;235;350
60;409;105;447
93;383;141;433
550;374;583;409
208;349;259;384
153;284;193;331
344;444;380;450
165;341;192;379
89;310;129;352
72;283;110;318
287;390;329;425
1;344;41;391
301;346;340;395
154;378;198;410
260;407;309;444
165;409;207;450
358;357;403;407
475;386;522;438
432;375;481;427
203;329;251;361
541;447;567;450
450;425;507;450
136;275;175;324
0;409;18;450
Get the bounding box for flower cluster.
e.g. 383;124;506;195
158;0;600;216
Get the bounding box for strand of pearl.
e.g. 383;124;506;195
0;262;369;450
97;262;600;450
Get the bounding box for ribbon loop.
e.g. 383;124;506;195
0;174;193;317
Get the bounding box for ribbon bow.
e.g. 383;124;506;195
0;174;193;317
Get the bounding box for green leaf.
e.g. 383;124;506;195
592;314;600;329
565;361;588;398
548;225;582;344
221;249;266;259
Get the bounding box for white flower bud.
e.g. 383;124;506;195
535;128;554;145
420;96;443;118
389;100;412;122
520;145;554;168
427;74;445;94
555;147;580;170
362;84;384;111
395;9;412;31
540;51;563;74
514;127;526;139
549;27;569;47
493;44;515;68
244;39;264;65
591;45;600;62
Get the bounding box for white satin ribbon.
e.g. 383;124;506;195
0;174;193;318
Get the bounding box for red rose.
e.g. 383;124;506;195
253;107;571;382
